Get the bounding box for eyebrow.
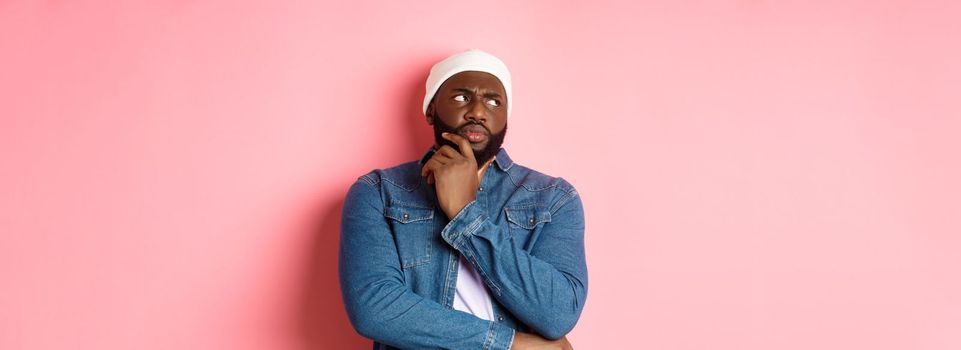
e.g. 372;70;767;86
451;87;503;99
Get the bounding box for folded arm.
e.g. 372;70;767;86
339;179;515;350
440;186;588;340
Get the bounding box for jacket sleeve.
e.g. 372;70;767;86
440;181;587;340
338;177;515;350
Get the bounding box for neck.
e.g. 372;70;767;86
477;157;495;181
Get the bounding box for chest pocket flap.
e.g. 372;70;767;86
384;203;435;269
384;205;434;224
505;206;552;230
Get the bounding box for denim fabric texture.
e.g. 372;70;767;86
339;147;588;350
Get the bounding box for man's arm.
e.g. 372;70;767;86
338;178;515;350
442;187;588;340
421;133;588;340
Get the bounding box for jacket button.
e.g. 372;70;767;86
479;187;484;192
498;316;504;321
403;213;409;219
529;218;535;224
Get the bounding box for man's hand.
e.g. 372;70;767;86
511;332;573;350
420;132;480;219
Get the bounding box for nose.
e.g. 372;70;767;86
464;98;488;123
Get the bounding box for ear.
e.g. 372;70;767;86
425;102;435;125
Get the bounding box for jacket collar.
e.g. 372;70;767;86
419;146;514;171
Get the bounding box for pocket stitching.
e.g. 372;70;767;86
384;204;435;269
504;206;552;230
384;205;435;224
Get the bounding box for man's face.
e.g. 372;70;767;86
426;71;508;168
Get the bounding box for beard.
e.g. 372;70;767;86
432;118;507;169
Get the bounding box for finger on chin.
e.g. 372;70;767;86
442;132;474;159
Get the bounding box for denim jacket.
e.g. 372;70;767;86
339;147;588;350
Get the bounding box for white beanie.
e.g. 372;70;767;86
423;49;513;118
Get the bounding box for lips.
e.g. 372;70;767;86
459;124;489;143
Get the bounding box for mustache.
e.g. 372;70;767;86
458;122;490;133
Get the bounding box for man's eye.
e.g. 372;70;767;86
486;99;500;107
453;95;467;102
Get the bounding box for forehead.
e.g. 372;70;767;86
439;71;505;94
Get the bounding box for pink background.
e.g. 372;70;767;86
2;1;960;349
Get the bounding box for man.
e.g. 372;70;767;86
339;49;587;350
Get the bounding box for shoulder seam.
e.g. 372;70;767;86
505;164;554;192
549;177;579;214
358;172;380;186
550;186;579;215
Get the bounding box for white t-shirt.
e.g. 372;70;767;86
452;255;494;320
453;162;497;320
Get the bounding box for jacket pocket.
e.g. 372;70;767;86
504;205;552;248
384;203;435;269
505;206;552;229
